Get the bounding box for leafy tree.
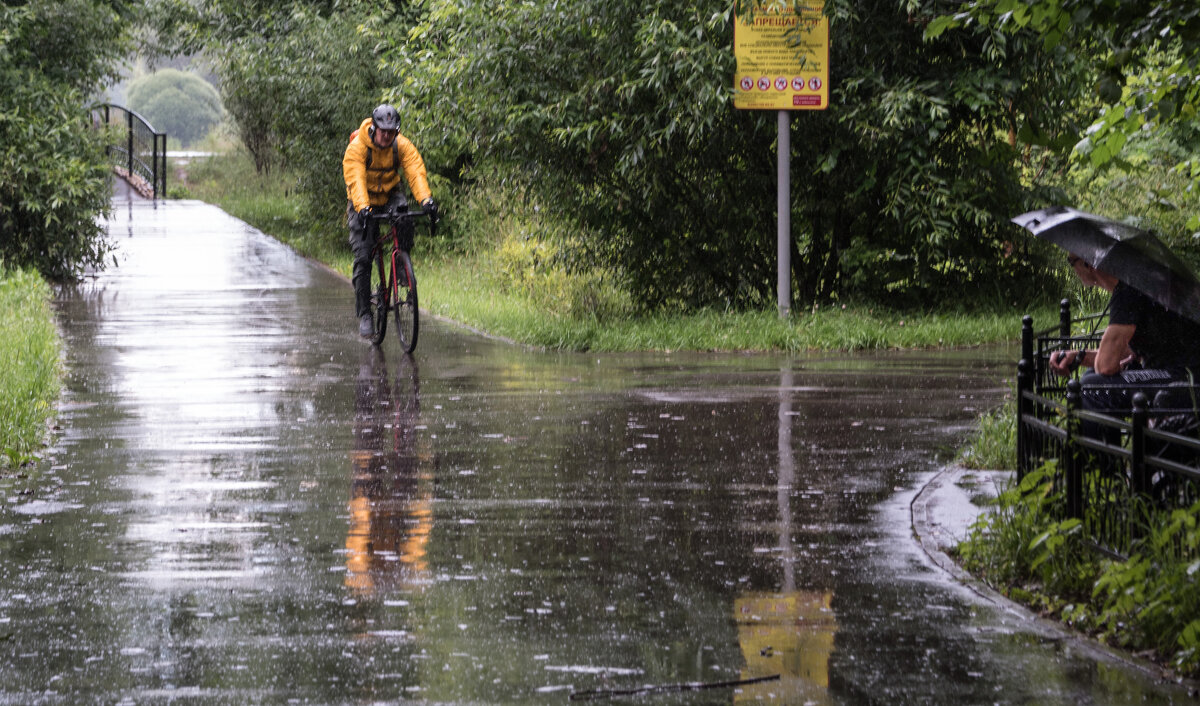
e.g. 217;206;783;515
145;0;414;199
396;0;1083;309
218;6;404;204
0;0;132;278
150;0;1086;310
927;1;1200;194
127;69;223;146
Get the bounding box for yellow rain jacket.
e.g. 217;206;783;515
343;117;432;211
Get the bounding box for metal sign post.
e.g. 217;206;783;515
777;111;791;316
733;2;830;317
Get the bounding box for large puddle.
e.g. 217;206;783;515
0;200;1190;703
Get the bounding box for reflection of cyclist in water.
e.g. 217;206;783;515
346;347;432;596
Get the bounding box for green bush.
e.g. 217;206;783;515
455;172;631;321
1093;502;1200;676
960;464;1200;678
0;77;115;278
0;0;129;278
127;69;223;146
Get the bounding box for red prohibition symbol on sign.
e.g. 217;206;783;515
757;76;771;91
792;77;805;91
740;77;754;91
808;76;823;91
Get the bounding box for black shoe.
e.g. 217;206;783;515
358;314;374;338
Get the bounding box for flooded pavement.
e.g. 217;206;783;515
1;198;1193;704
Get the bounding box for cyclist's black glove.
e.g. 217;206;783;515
422;198;439;224
358;206;372;221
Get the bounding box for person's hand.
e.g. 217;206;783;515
358;206;372;221
1049;349;1084;377
422;198;439;224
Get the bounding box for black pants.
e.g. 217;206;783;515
347;192;408;318
1080;367;1198;413
1080;366;1199;443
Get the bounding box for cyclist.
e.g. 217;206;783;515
343;104;439;338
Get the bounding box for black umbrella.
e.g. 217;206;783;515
1013;205;1200;324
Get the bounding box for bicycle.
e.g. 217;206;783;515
365;207;435;353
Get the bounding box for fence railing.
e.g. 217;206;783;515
1016;300;1200;558
90;103;166;199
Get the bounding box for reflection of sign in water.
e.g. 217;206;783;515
735;591;836;703
733;1;829;110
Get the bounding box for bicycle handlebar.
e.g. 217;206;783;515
365;209;433;222
365;207;438;238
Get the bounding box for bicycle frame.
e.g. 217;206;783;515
366;208;435;352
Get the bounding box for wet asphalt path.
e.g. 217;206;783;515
0;197;1193;703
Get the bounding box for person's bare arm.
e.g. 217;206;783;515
1094;323;1136;375
1048;323;1136;377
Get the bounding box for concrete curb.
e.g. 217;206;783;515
912;464;1199;695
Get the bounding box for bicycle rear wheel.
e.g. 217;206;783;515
391;249;419;353
369;250;389;346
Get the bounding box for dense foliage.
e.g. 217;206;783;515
0;0;131;278
150;0;1198;312
127;68;223;146
146;0;415;213
929;0;1200;227
397;0;1083;309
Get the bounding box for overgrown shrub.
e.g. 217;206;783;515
0;78;115;278
0;0;129;279
459;173;631;320
1093;502;1200;676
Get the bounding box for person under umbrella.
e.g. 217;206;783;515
1048;254;1200;410
1011;206;1200;426
1014;208;1200;426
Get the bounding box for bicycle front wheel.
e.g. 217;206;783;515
391;250;419;353
370;249;389;346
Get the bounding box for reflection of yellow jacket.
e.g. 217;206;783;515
343;117;432;211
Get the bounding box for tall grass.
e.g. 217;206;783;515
422;252;1044;351
0;267;61;468
957;392;1017;470
178;151;1051;352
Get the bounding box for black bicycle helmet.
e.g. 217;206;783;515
371;104;400;132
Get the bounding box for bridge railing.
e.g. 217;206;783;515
1017;301;1200;558
90;103;166;199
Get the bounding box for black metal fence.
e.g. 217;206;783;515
1017;300;1200;558
90;103;166;199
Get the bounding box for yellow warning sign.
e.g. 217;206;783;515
734;1;829;111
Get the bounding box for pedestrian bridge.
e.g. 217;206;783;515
91;103;167;199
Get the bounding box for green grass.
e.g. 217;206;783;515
421;252;1042;351
0;267;61;469
957;391;1017;470
179;150;1047;353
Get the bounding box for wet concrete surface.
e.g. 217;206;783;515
1;197;1195;703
